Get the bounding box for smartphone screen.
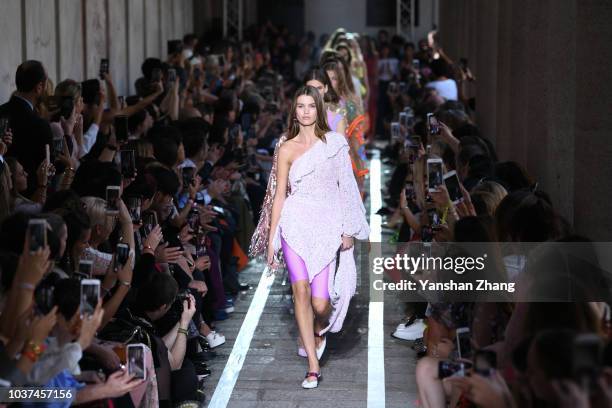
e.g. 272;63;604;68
127;344;147;380
399;112;409;130
28;219;47;254
52;136;64;157
115;243;130;269
427;160;444;192
120;149;136;178
151;68;162;83
427;113;440;135
114;115;129;142
60;96;74;119
443;171;463;204
438;361;466;379
99;58;109;79
0;117;8;135
80;279;100;318
77;260;94;279
105;186;120;214
126;196;142;224
141;211;158;237
391;122;401;143
456;327;472;359
167;69;177;83
474;350;497;376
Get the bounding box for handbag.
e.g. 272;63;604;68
97;309;153;350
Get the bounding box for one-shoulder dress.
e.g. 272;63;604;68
250;131;370;334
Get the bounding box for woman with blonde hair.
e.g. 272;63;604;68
81;194;134;276
322;57;368;194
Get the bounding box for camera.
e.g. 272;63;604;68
438;361;469;379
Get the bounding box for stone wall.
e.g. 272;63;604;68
0;0;194;101
437;0;612;240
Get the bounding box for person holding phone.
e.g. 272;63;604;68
81;196;135;277
425;59;458;101
0;61;54;198
250;86;369;389
5;157;51;214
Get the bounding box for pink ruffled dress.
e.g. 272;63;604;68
250;131;369;334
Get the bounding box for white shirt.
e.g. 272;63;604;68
425;78;458;101
79;123;99;158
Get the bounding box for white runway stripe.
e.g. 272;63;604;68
367;150;386;408
207;268;275;408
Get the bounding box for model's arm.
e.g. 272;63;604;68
267;145;290;261
336;117;347;136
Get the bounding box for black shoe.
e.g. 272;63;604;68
190;350;216;362
238;283;251;291
196;378;207;403
376;207;392;216
194;361;212;377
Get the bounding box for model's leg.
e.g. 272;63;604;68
311;262;331;340
281;237;320;380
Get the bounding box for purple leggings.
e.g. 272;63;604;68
281;235;330;299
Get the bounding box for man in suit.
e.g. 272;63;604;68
0;60;53;197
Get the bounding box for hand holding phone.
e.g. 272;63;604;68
99;59;109;79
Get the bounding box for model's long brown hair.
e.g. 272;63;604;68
322;57;356;101
286;85;330;142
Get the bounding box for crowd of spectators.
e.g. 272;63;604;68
371;30;612;408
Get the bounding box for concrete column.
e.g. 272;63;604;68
84;0;107;80
128;0;145;94
494;0;514;162
160;0;174;56
474;0;498;145
108;0;129;95
58;0;84;82
144;0;161;58
172;0;184;39
542;0;576;224
0;2;23;102
184;0;194;34
24;0;58;84
573;0;612;240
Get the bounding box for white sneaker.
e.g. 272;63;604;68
206;331;226;348
392;319;425;341
225;305;235;313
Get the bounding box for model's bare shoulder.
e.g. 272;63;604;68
277;140;294;163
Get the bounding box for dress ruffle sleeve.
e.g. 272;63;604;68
332;134;370;240
318;132;370;335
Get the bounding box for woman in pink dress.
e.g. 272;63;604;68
249;86;369;389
